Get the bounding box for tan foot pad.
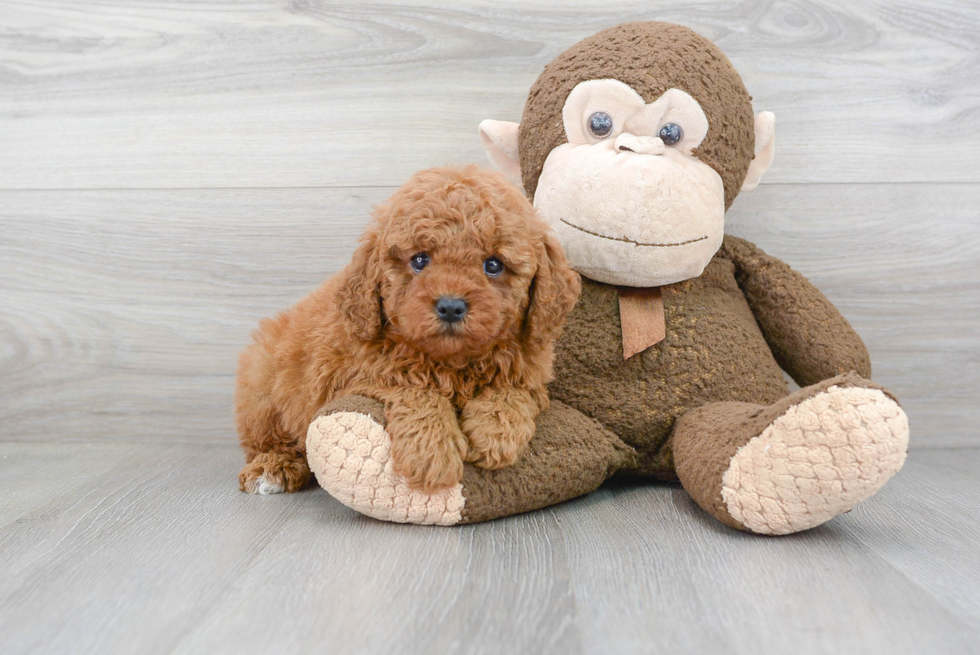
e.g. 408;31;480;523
307;412;464;526
722;385;909;535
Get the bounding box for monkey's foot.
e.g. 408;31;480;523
307;397;465;525
674;373;910;535
307;396;635;526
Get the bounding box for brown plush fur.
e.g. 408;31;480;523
518;21;755;208
236;166;580;494
548;236;871;478
309;21;902;531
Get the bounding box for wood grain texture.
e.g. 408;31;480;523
2;4;976;653
557;478;979;655
1;183;976;446
1;442;978;655
1;0;978;188
837;449;980;634
0;187;383;444
0;443;309;655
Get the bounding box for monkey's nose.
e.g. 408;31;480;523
615;133;665;155
435;296;468;324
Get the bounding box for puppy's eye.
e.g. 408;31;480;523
483;256;504;278
658;123;683;146
409;253;429;273
587;111;614;139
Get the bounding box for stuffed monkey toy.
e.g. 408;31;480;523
303;21;909;534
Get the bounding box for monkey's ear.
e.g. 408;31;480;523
478;120;523;185
741;111;776;192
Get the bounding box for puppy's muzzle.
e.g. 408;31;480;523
434;296;467;324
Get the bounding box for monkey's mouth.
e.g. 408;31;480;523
559;219;708;248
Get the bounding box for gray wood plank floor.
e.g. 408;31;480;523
1;442;978;655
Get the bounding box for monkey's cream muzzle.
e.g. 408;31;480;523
478;78;775;288
524;79;727;288
534;139;725;287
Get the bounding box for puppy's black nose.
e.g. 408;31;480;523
435;296;468;324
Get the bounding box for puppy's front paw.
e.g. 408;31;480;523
385;403;465;493
390;432;465;494
461;398;536;470
238;452;311;494
384;390;468;493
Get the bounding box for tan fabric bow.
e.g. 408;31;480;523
618;287;666;359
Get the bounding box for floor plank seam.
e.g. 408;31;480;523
161;492;315;655
847;530;980;635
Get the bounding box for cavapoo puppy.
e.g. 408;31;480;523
236;165;581;495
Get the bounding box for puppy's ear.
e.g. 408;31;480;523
336;227;384;341
525;229;581;344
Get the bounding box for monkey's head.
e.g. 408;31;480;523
479;21;775;287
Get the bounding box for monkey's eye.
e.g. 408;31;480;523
587;112;614;139
483;256;504;278
658;123;683;146
409;253;429;273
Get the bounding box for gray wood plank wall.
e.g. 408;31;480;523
2;0;978;446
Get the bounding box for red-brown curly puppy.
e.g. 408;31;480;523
236;165;581;495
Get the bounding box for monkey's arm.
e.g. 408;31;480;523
722;234;871;387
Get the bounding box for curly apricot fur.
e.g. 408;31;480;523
236;166;581;493
461;388;538;470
